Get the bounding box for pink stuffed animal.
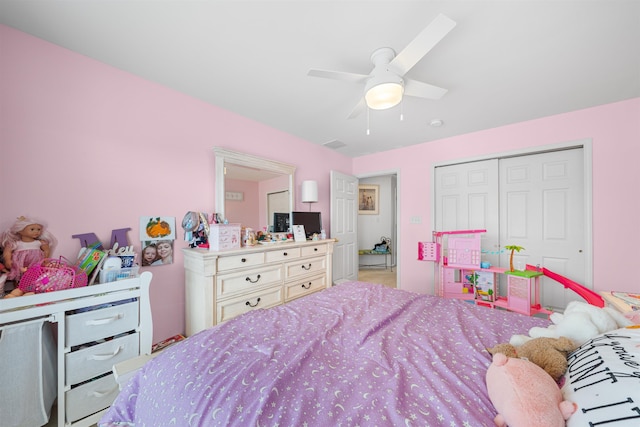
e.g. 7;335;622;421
486;353;576;427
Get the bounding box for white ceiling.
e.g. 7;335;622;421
1;1;639;158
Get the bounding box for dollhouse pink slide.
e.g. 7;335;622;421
526;264;604;307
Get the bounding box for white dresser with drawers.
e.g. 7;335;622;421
182;239;334;336
0;272;152;427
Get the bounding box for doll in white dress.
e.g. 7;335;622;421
1;216;57;297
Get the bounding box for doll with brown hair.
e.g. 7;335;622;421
1;216;57;298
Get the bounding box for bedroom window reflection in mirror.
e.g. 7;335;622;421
214;148;295;232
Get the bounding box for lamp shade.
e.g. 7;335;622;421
301;180;318;203
364;68;404;110
365;82;404;110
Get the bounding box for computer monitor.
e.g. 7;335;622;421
291;211;322;239
273;212;290;233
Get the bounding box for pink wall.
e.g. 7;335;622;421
0;25;352;342
354;97;640;295
3;24;638;342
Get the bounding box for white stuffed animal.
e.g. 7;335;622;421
510;301;633;346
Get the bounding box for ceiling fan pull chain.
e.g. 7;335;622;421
366;107;371;135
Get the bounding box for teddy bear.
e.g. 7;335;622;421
487;336;577;383
509;300;633;347
486;353;576;427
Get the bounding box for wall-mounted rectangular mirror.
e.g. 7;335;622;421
214;147;295;232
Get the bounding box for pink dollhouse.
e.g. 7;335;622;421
419;229;551;317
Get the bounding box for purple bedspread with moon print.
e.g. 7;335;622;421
99;281;549;427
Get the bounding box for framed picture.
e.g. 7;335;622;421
358;184;379;215
292;224;306;242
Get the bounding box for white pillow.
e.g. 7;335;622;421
562;327;640;426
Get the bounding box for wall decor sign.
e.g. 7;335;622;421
358;184;379;215
225;191;244;201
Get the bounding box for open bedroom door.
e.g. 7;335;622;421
330;170;358;284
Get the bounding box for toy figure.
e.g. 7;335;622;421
486;353;576;427
1;216;57;297
487;336;577;383
510;300;633;347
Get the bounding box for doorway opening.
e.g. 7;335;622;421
357;173;398;289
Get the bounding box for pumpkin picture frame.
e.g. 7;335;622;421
140;216;177;267
140;216;176;241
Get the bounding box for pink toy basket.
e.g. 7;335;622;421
18;257;88;294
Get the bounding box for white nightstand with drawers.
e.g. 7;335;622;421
0;272;152;427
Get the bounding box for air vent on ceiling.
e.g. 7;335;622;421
323;140;347;150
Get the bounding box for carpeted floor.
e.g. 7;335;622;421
358;268;397;288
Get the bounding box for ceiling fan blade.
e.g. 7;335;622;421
347;98;367;119
307;69;369;84
404;79;448;100
389;13;456;76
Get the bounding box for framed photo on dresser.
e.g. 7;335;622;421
292;225;306;242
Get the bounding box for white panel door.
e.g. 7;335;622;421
330;170;358;284
434;159;501;268
499;149;584;308
435;148;585;309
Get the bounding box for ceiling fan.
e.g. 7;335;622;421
308;13;456;119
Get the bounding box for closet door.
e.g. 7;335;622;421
499;149;584;308
435;148;585;309
434;159;500;269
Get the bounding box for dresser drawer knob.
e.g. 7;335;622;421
283;252;288;256
301;282;312;289
241;258;247;263
245;274;261;283
245;297;261;307
302;263;312;270
314;248;318;251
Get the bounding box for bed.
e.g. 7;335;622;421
99;281;551;426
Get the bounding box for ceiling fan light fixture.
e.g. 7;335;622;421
365;81;404;110
308;16;456;118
